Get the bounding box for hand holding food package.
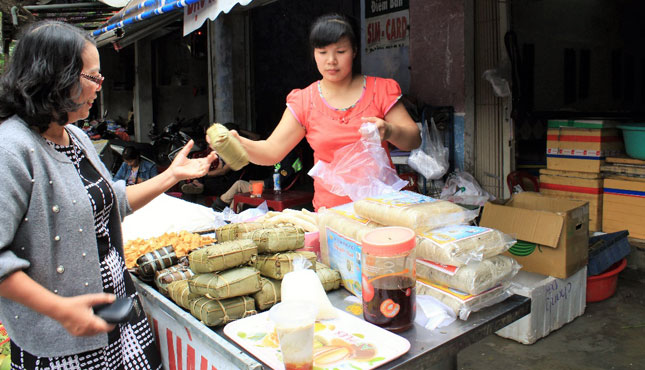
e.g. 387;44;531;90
206;123;249;171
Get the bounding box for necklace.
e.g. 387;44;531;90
318;76;367;124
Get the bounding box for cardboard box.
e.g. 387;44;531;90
495;266;587;344
539;168;603;231
546;120;623;173
603;176;645;239
480;192;589;279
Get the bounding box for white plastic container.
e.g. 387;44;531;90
495;266;587;344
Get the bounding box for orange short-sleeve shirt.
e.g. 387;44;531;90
286;76;402;210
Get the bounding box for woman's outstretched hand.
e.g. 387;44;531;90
168;140;218;181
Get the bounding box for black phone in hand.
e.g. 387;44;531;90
93;297;135;324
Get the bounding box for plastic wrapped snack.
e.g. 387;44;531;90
416;225;516;266
353;191;478;232
317;203;383;297
188;266;262;299
188;239;257;273
416;280;512;320
189;295;256;326
416;255;521;295
317;203;382;265
206;123;249;171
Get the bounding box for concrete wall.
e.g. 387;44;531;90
409;0;466;113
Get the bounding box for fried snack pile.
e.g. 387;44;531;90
124;231;215;268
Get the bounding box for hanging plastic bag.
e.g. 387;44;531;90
308;122;408;201
407;117;449;180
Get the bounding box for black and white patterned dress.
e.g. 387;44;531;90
11;131;162;370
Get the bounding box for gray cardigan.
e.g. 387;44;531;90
0;116;132;357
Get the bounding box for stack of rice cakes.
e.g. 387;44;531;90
150;221;341;327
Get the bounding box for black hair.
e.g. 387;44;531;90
0;20;95;132
309;13;360;74
122;146;140;161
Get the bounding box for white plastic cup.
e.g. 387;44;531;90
269;301;318;370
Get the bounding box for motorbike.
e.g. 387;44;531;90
149;109;208;167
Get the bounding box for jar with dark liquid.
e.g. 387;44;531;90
361;227;416;332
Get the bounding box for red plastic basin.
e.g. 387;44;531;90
586;258;627;303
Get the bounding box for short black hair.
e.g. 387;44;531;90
0;21;95;132
309;13;360;73
122;146;140;161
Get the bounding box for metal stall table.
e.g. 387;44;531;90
134;276;529;370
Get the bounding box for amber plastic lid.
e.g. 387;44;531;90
361;226;416;256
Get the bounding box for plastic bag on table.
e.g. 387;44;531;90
440;170;494;207
280;256;337;320
308;122;407;201
407;117;449;180
223;201;269;223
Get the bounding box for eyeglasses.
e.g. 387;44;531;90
80;73;104;88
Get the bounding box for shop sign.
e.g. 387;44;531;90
365;0;409;53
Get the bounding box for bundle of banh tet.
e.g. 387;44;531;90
351;191;521;320
185;238;262;327
207;221;342;314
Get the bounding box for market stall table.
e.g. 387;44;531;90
133;276;530;370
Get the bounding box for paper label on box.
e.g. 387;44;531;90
329;203;370;224
546;148;622;159
417;258;458;276
364;190;437;207
326;226;362;298
418;225;492;244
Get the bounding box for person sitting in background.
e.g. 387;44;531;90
113;146;158;185
211;149;303;211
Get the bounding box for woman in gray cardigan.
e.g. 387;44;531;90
0;21;216;369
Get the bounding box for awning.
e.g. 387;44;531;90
91;0;268;43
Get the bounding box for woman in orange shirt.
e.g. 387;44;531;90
228;13;420;210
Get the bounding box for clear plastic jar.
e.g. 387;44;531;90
361;226;416;332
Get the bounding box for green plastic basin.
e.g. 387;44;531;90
618;124;645;160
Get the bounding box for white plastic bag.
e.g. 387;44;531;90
440;170;494;206
281;257;338;320
308;123;407;201
407;117;449;180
